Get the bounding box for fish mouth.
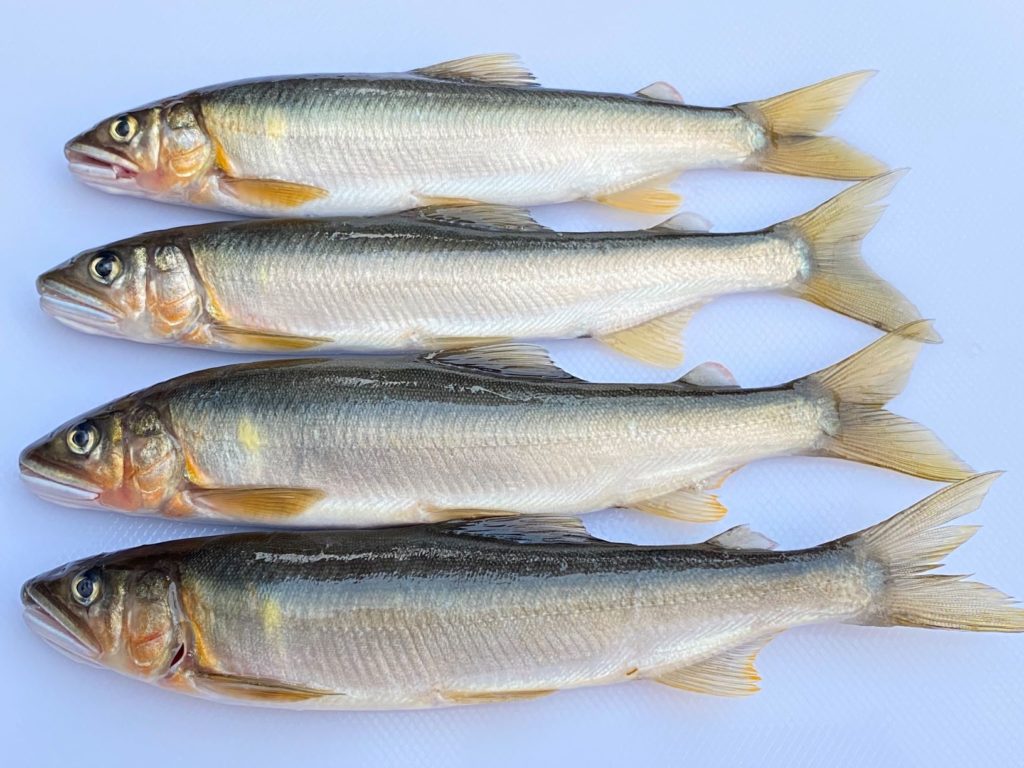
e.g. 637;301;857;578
37;276;123;336
22;581;102;666
65;142;140;194
19;455;102;508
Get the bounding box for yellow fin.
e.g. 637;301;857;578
423;335;511;350
596;305;700;367
594;179;681;214
427;507;520;523
633;488;727;523
212;325;328;351
192;671;334;703
803;321;973;482
221;177;329;209
190;486;326;520
441;689;556;704
737;71;887;180
413;53;538;88
656;636;776;696
212;137;235;175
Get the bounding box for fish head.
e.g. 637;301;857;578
37;237;206;343
65;98;214;201
22;554;186;679
20;399;187;515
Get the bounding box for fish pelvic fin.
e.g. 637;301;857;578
801;321;973;482
737;71;887;180
784;170;932;336
843;473;1024;633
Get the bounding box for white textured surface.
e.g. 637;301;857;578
2;1;1022;765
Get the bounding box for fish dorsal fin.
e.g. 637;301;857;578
677;361;738;388
705;525;777;551
444;516;599;545
649;212;712;233
426;343;577;380
413;53;539;88
656;635;776;696
597;304;703;367
416;204;552;232
635;81;684;104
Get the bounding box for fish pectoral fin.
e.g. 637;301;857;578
596;304;703;368
705;525;777;551
632;488;727;523
412;53;539;88
192;671;336;703
211;324;329;352
655;635;777;696
440;688;556;705
635;81;685;104
594;177;681;214
220;177;329;209
189;486;327;520
426;342;578;380
415;203;553;232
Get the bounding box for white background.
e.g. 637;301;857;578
2;2;1022;765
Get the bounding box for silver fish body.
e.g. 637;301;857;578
18;325;971;527
20;476;1024;709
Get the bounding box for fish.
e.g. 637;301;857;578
37;172;922;366
20;474;1023;709
63;53;885;218
18;321;970;527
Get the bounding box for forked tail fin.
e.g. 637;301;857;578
783;170;931;335
844;473;1024;632
799;321;973;481
737;71;887;180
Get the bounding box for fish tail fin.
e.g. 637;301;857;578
801;321;973;481
738;71;887;180
783;170;928;335
844;473;1024;632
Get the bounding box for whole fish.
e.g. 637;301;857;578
20;475;1023;709
38;173;919;366
64;53;885;218
19;322;969;527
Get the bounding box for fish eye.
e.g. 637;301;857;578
71;570;101;606
65;421;99;456
88;251;122;285
109;114;138;143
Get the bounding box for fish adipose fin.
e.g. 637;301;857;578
220;177;329;209
800;320;973;482
705;525;777;551
783;170;930;336
737;71;887;180
189;486;327;520
635;81;684;103
655;635;776;696
412;53;539;88
594;176;681;214
192;671;335;703
597;304;703;368
845;473;1024;632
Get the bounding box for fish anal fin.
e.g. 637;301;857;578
656;636;776;696
636;81;684;104
189;486;326;520
413;53;538;88
221;177;329;209
212;325;328;352
597;305;702;368
192;671;335;704
441;688;556;704
595;178;681;214
633;488;727;523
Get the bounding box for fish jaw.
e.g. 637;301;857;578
37;271;125;339
21;580;102;666
64;141;142;196
19;452;102;508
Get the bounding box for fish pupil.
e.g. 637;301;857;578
75;576;94;600
95;256;114;279
114;118;131;138
72;428;89;448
